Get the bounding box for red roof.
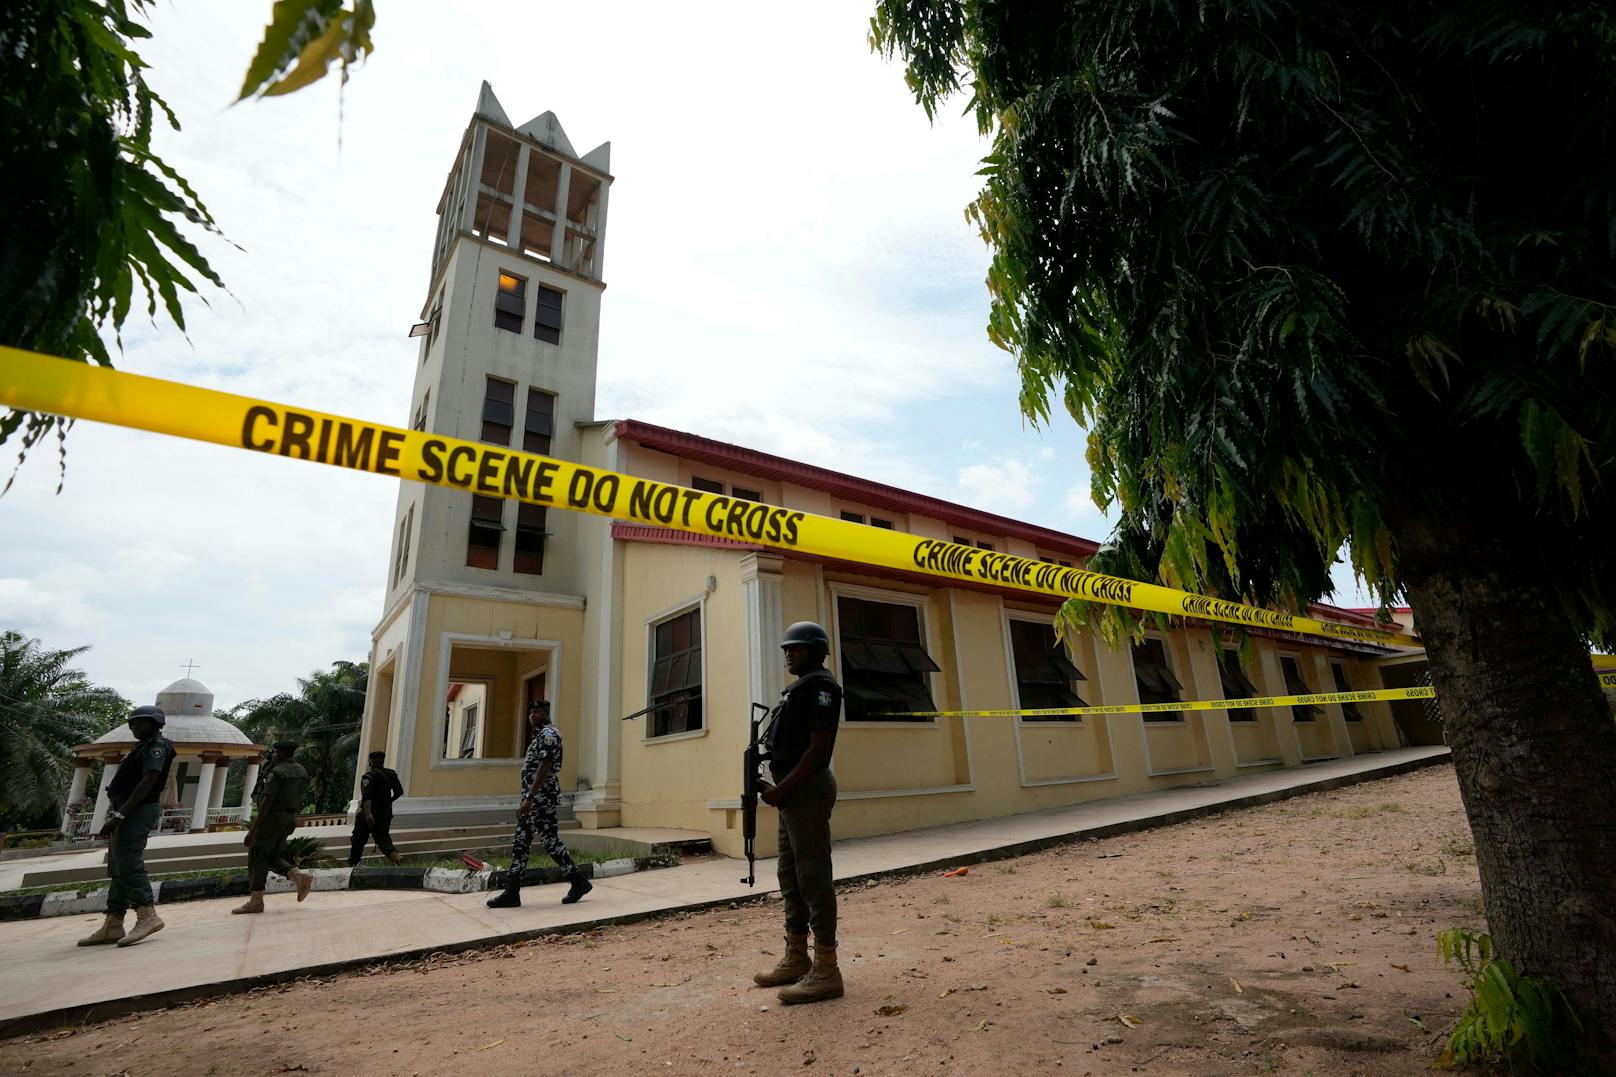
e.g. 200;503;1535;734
614;419;1100;560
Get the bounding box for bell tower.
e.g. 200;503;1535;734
385;82;612;601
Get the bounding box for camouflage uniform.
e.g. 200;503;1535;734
507;724;576;880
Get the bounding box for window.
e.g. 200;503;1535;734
494;272;526;333
522;389;554;454
467;495;504;569
952;535;972;547
392;506;414;586
1218;648;1259;722
1132;637;1183;721
481;377;515;444
427;292;443;349
513;503;548;575
871;517;894;530
837;596;940;722
648;607;703;737
1280;655;1321;721
1008;618;1087;721
840;511;865;525
533;285;564;344
732;487;762;503
976;540;994;551
1331;661;1365;721
691;476;724;494
412;389;430;433
459;703;481;759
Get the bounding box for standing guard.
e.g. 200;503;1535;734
752;621;844;1004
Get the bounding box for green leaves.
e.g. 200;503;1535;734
238;0;376;101
1436;927;1581;1072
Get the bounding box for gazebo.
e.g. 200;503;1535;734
65;677;266;837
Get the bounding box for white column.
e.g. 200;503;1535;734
209;765;229;810
460;123;489;234
742;553;787;709
240;761;261;820
590;174;609;280
89;757;121;833
189;760;217;832
506;143;530;251
61;761;91;834
550;163;572;267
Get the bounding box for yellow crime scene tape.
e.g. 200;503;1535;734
0;345;1419;649
886;673;1616;719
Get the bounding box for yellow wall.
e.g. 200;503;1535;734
402;592;584;800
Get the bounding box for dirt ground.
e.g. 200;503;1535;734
1;765;1484;1076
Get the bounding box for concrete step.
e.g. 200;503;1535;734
16;823;565;889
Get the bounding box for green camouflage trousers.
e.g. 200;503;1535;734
776;768;838;947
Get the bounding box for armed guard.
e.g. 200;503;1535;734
79;705;175;947
486;700;591;908
234;741;314;913
752;620;844;1004
348;750;404;865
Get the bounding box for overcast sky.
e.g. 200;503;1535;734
1;1;1365;710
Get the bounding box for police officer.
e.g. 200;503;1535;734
348;750;404;866
486;700;591;908
78;704;174;947
234;740;314;913
752;621;844;1004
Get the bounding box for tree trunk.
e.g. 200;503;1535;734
1400;510;1616;1066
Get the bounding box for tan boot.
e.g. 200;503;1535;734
232;892;266;914
77;912;125;946
753;933;811;987
117;905;164;946
290;868;314;902
778;943;843;1004
385;851;402;865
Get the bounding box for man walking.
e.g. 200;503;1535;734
348;750;404;866
234;740;314;914
486;700;591;908
79;705;174;947
752;621;844;1004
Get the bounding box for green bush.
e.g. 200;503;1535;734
1437;927;1580;1072
283;836;324;868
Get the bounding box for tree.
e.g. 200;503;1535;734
0;0;374;487
225;660;367;814
0;632;128;829
873;1;1616;1063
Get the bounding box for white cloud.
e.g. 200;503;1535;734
957;459;1036;516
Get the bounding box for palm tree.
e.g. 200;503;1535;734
227;660;367;814
0;632;128;829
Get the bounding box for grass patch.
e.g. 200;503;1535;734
1406;858;1448;876
1046;892;1069;909
1439;834;1475;859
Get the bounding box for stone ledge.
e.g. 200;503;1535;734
1;856;676;922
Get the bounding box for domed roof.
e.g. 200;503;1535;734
82;713;258;753
156;677;214;718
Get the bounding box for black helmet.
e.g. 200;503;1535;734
780;621;830;656
129;705;166;728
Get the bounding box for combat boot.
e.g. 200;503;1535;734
77;912;125;946
232;892;266;914
487;876;521;908
778;943;843;1005
385;850;402;865
290;868;314;902
561;869;592;905
117;905;164;946
753;933;811;987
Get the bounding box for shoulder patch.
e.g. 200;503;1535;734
816;690;833;707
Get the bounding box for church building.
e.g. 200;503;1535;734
354;86;1419;858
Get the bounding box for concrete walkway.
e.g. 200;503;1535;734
0;746;1448;1035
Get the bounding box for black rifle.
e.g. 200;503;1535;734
740;701;775;886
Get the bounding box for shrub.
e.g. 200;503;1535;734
1436;927;1580;1072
